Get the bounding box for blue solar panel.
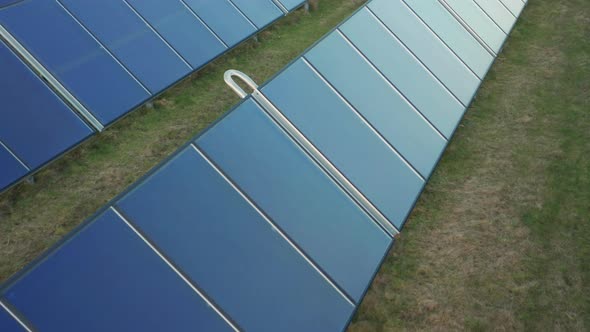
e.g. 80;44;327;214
0;0;20;8
472;0;516;33
443;0;507;53
2;209;232;332
262;59;424;230
340;8;465;138
0;304;25;332
499;0;526;16
0;41;93;169
117;144;355;331
197;98;392;302
276;0;305;11
305;32;447;178
125;0;226;69
59;0;191;94
0;145;27;191
182;0;256;47
230;0;283;29
0;0;308;193
0;0;150;126
368;0;480;105
402;0;494;79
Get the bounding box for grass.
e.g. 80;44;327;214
1;0;588;331
348;0;590;330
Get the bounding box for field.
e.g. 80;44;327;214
1;0;589;330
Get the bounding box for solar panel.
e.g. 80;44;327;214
0;141;28;191
0;0;529;330
181;0;257;47
472;0;517;34
59;0;192;94
402;0;495;79
0;40;92;170
275;0;306;12
196;98;392;302
0;0;150;126
117;143;355;331
2;209;234;332
230;0;283;29
442;0;507;53
499;0;526;17
340;8;465;138
305;32;447;178
0;303;25;332
261;59;424;230
0;0;304;193
368;0;481;105
124;0;227;69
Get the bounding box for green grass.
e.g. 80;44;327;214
349;0;590;330
1;0;589;331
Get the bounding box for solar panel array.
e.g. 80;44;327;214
0;0;527;331
0;0;305;193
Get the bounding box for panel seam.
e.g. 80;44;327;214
178;0;229;48
54;0;152;95
301;57;425;181
122;0;193;69
365;7;467;108
336;29;448;140
398;0;484;80
191;144;357;306
110;206;242;332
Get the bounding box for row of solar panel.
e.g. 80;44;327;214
0;0;527;330
0;0;306;193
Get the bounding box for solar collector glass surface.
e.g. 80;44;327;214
401;0;494;79
443;0;507;53
181;0;256;47
0;303;25;332
0;0;150;126
0;40;93;170
59;0;191;94
262;59;425;230
229;0;283;29
472;0;517;33
124;0;226;69
340;8;465;138
1;209;233;332
196;98;392;303
305;32;447;178
499;0;526;16
275;0;305;11
0;146;27;191
117;144;355;331
368;0;481;105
